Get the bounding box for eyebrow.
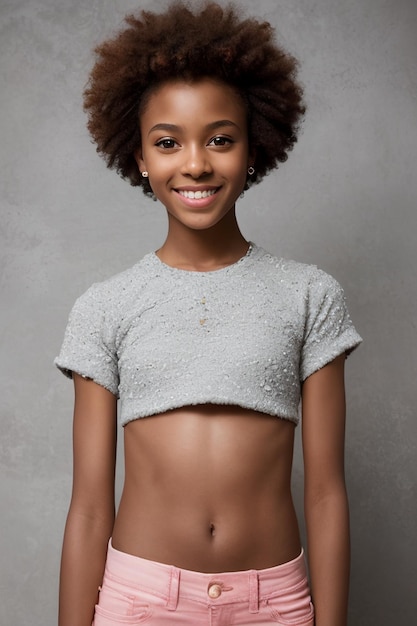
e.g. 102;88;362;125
147;120;239;136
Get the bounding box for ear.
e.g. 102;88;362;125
134;148;146;176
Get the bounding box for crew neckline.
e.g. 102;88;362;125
148;242;259;275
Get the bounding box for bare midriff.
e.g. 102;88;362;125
112;404;301;573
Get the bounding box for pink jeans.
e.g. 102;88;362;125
93;540;314;625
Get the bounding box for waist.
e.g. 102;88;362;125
113;492;300;571
105;539;308;606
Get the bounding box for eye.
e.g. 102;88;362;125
208;136;233;147
155;138;178;149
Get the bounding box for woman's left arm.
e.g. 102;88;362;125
302;354;350;626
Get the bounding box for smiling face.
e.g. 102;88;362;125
136;78;253;232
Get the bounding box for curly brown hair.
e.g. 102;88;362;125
83;1;305;195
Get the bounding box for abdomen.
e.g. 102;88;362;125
112;405;301;572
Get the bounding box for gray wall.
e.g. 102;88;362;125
1;0;416;624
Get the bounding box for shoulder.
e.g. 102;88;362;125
254;245;341;295
72;252;156;312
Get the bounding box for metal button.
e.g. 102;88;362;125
208;583;222;599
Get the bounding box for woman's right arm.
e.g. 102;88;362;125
59;374;118;626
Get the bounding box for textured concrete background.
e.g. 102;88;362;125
1;0;416;624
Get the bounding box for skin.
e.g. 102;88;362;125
59;78;350;626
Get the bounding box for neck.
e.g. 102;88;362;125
157;212;248;271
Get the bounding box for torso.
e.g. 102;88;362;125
112;404;301;572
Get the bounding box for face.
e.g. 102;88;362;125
136;78;253;232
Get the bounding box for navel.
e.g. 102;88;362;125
209;522;216;538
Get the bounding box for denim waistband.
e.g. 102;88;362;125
105;540;307;613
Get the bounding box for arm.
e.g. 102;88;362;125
59;374;117;626
302;354;350;626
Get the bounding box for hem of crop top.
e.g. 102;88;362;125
121;399;300;428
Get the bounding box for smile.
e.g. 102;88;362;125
177;189;218;200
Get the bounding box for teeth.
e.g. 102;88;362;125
178;189;217;199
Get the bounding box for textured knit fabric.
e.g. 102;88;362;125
55;243;362;426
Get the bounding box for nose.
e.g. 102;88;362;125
181;145;213;179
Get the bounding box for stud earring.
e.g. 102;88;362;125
141;171;149;178
247;166;255;176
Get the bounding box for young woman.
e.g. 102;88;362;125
55;3;362;625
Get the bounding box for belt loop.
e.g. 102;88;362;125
249;570;259;613
167;567;180;611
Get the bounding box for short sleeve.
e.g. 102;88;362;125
54;285;119;396
300;269;362;381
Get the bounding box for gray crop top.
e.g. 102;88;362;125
55;243;362;426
